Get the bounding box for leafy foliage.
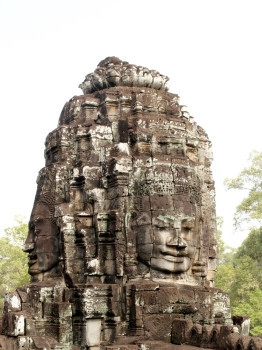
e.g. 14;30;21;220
216;217;236;293
0;216;30;313
230;256;261;298
215;263;235;293
224;150;262;227
219;151;262;335
216;227;262;335
216;250;262;335
229;255;262;336
235;227;262;263
216;216;225;259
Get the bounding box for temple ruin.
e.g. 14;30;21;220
0;57;260;349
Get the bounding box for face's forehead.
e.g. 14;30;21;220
133;211;197;228
32;203;50;219
153;215;196;228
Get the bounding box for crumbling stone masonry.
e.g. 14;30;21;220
0;57;258;349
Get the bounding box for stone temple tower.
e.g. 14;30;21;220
0;57;238;350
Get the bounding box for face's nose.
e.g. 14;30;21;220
23;242;34;252
166;227;187;249
23;225;35;252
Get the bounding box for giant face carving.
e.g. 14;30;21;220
23;201;60;276
136;211;200;275
131;161;204;279
20;59;216;287
151;215;197;273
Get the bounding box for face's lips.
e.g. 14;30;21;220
160;251;189;262
161;250;189;257
28;253;37;266
162;256;185;263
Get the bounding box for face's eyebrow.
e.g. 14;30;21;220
156;215;176;224
181;218;195;228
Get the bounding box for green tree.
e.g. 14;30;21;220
217;151;262;335
216;216;225;259
235;227;262;265
216;250;262;335
215;217;236;292
230;255;262;336
230;256;261;298
232;288;262;336
0;216;30;313
215;263;235;293
224;150;262;228
215;214;262;334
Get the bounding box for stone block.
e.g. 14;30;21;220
25;317;37;336
177;285;195;304
171;318;193;345
2;312;25;336
83;318;102;347
247;337;262;350
150;194;174;211
4;292;21;313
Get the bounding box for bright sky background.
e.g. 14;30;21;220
1;0;261;248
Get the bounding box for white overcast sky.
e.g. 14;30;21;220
1;0;261;247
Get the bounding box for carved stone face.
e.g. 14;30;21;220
151;215;197;273
23;202;59;275
137;214;198;274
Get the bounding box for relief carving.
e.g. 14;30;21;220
0;58;241;350
23;194;62;282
